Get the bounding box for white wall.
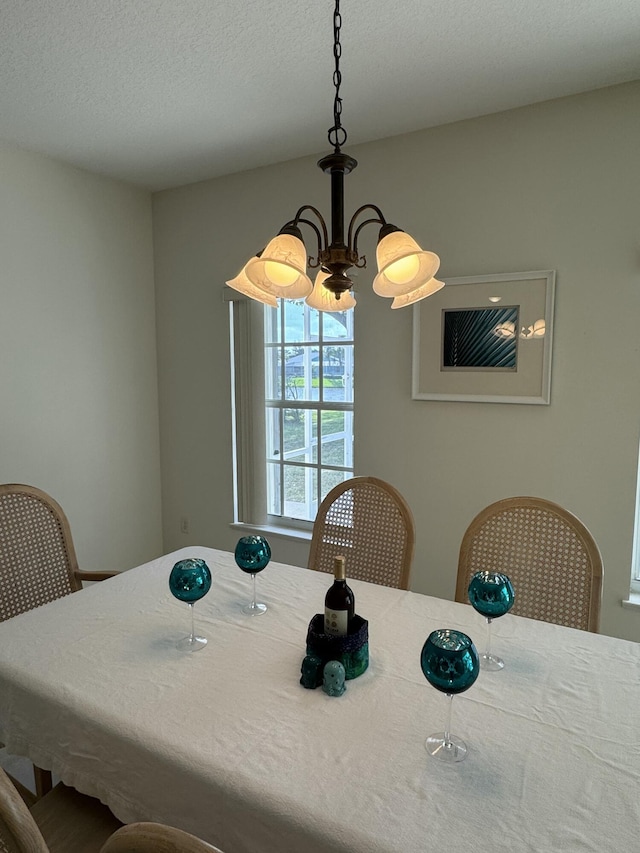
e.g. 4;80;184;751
153;81;640;641
1;142;163;573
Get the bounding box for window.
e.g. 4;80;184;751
228;290;354;530
264;300;354;522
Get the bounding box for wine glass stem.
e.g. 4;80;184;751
251;573;257;608
485;617;493;658
444;693;453;747
188;602;195;641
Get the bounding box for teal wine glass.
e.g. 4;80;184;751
420;629;480;762
234;536;271;615
169;558;212;651
468;571;515;671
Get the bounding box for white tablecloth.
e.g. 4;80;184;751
0;547;638;853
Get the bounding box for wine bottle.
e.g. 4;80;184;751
324;555;355;636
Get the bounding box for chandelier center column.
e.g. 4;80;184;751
317;152;359;296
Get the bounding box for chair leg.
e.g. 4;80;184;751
34;765;53;798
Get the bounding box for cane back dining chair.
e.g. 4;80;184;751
308;476;415;590
0;765;122;853
455;496;603;632
100;822;224;853
0;484;117;796
0;484;116;622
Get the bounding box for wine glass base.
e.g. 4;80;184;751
425;733;468;762
481;653;504;671
176;635;207;652
242;602;267;616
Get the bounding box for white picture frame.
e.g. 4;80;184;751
412;270;555;404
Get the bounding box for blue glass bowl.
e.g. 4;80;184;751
234;536;271;574
420;629;480;695
468;571;515;618
169;558;212;603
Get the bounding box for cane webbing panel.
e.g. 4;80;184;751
456;497;603;632
308;477;415;590
0;486;81;623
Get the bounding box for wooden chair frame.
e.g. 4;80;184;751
99;822;223;853
308;476;415;590
0;765;49;853
0;766;122;853
456;496;603;632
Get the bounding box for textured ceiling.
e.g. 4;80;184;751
2;0;640;190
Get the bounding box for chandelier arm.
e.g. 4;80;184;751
295;217;326;261
351;218;384;258
346;204;387;248
290;205;329;248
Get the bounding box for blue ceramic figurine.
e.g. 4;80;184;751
322;660;346;697
300;654;324;689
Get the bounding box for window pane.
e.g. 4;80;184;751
309;310;320;341
265;346;282;400
283;408;317;464
283;464;317;521
284;346;319;402
321;344;353;403
284;300;322;343
321;469;350;503
320;410;353;468
266;408;281;461
267;461;281;515
323;311;353;342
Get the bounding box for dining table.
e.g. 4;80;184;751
0;545;638;853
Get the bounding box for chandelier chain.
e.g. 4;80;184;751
328;0;347;152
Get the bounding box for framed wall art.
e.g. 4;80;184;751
412;270;555;404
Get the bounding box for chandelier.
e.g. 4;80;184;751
226;0;444;312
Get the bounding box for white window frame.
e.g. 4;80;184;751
227;288;354;534
264;300;354;525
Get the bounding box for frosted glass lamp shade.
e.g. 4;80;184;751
245;234;312;298
226;261;278;308
520;319;545;339
390;277;444;309
373;231;440;297
305;270;356;312
531;319;546;337
495;321;516;338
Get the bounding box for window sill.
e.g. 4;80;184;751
621;592;640;611
230;522;312;544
